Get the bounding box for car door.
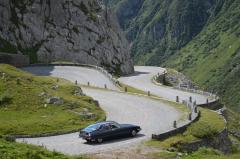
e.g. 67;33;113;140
110;123;126;137
97;124;112;139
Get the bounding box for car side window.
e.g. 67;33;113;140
100;124;111;130
110;124;119;129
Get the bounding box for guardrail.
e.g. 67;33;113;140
28;63;120;87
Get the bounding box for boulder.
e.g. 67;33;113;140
46;97;64;105
73;86;85;96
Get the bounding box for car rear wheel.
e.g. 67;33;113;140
131;130;137;137
97;138;103;143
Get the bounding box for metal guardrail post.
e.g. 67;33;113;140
173;120;177;128
148;91;150;96
188;113;192;121
176;96;179;103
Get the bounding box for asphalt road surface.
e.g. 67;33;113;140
22;66;118;90
119;66;211;105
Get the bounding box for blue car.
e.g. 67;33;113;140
79;121;141;143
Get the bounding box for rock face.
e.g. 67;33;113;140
0;0;134;75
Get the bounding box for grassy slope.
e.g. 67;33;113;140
148;147;240;159
0;138;86;159
0;64;105;136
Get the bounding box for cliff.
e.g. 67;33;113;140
0;0;134;75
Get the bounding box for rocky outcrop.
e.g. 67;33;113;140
179;129;232;154
0;0;134;75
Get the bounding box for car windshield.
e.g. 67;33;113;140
84;123;101;131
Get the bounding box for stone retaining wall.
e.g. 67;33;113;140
179;129;232;154
0;52;29;66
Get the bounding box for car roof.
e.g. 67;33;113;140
96;121;118;125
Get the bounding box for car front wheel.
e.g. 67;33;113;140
131;130;137;137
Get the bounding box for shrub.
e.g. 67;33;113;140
188;121;219;138
0;91;12;105
4;135;16;142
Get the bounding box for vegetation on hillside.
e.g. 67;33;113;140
108;0;219;65
164;0;240;113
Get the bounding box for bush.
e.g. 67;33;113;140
4;135;16;142
0;91;12;105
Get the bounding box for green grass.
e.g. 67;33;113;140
148;147;240;159
182;148;240;159
0;138;87;159
226;109;240;138
145;108;225;149
118;82;149;96
0;64;105;136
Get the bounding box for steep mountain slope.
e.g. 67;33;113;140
165;0;240;112
110;0;220;65
0;0;133;75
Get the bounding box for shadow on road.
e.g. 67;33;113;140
83;134;146;146
21;66;55;76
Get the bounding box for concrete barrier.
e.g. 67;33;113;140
0;52;29;67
